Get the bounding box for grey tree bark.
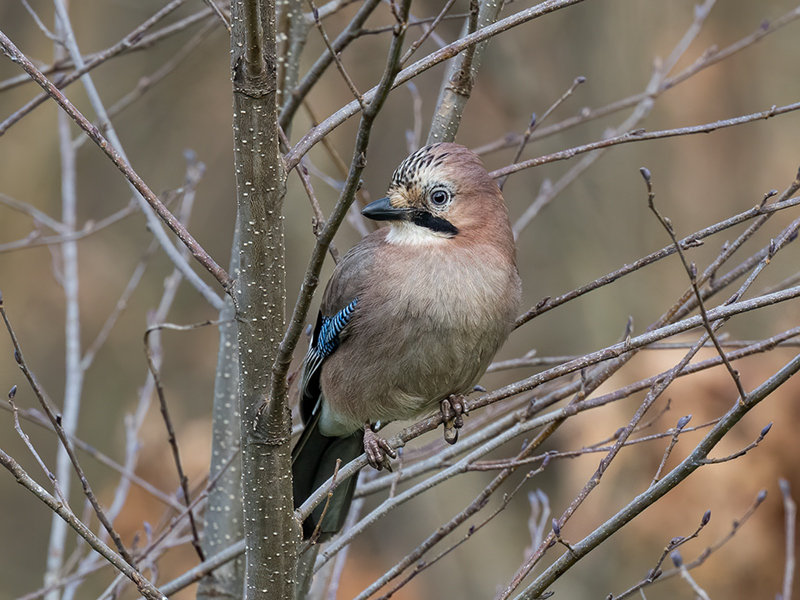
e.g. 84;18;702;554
427;0;504;144
197;225;244;600
231;0;300;598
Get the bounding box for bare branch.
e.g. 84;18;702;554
514;353;800;600
0;29;232;298
780;479;796;600
490;102;800;181
613;491;766;599
201;0;231;31
0;192;64;232
0;0;187;131
0;400;180;508
144;325;206;561
650;415;692;487
426;0;484;144
699;423;772;464
474;4;800;156
7;390;67;504
642;166;748;402
279;0;381;129
285;0;589;169
400;0;458;65
74;20;220;150
307;0;366;110
306;458;342;546
0;448;167;600
0;298;136;567
515;193;800;328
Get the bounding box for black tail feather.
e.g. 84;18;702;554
292;419;363;540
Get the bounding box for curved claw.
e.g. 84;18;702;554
440;394;469;445
364;425;396;471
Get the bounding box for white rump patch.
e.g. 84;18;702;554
385;222;451;246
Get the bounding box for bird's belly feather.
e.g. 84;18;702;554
318;257;516;436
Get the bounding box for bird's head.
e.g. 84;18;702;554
362;143;511;246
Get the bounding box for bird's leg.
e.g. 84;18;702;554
440;393;469;444
363;423;396;471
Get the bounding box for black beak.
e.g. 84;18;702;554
361;197;410;222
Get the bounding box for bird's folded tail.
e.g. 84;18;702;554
292;417;363;541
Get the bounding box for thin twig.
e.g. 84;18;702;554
159;539;246;595
0;7;222;95
513;352;800;600
399;0;458;65
0;0;188;132
80;241;157;370
466;419;717;472
278;126;340;260
0;448;166;600
652;415;690;487
323;496;364;599
642;166;749;403
144;327;206;562
699;423;772;464
201;0;231;31
0;29;232;297
309;0;360;21
374;466;547;600
613;490;766;599
302;100;374;234
0;199;139;253
474;4;800;157
285;0;590;169
20;0;58;40
490;101;800;181
673;551;711;600
138;446;240;565
0;192;64;231
509;0;715;234
279;0;381;129
514;193;800;328
780;479;796;600
507;331;715;595
308;0;366;110
353;444;553;599
0;401;180;508
307;459;342;546
7;391;68;504
74;20;220;150
656;510;712;584
0;298;136;566
502;74;587;191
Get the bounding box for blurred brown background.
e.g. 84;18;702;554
1;0;799;598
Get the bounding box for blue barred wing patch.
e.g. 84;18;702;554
302;297;359;400
315;298;358;359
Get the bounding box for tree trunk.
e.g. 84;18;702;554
231;0;299;598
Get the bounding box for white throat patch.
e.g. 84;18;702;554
385;221;451;246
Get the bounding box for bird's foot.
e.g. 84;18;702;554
440;394;469;445
363;424;396;471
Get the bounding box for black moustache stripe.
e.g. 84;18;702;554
410;211;459;236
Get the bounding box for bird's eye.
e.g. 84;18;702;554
430;189;450;206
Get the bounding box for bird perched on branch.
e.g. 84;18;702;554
292;142;521;539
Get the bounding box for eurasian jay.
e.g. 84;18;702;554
292;142;522;539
